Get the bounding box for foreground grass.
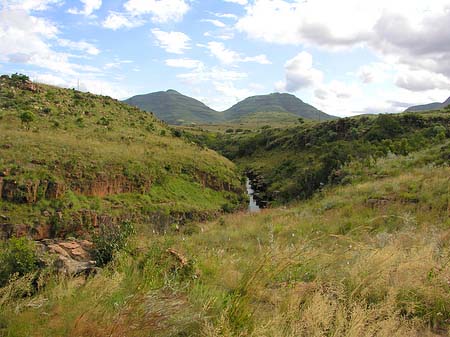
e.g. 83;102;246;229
1;146;449;336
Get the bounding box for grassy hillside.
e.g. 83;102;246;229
406;96;450;112
205;111;450;204
224;93;336;121
1;141;449;336
0;74;244;240
123;90;223;125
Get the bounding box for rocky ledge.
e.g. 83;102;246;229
37;239;98;276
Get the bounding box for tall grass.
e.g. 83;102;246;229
0;145;449;336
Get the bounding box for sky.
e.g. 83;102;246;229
1;0;450;116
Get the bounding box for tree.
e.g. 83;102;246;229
19;111;35;129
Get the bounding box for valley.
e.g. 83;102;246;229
0;74;450;336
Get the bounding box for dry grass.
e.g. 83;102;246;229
1;149;450;336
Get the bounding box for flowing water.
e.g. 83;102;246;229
246;178;260;213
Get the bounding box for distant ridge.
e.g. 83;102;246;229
405;96;450;112
224;93;336;121
124;91;335;125
123;89;222;125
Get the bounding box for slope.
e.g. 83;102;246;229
0;74;244;240
123;89;222;125
198;111;450;204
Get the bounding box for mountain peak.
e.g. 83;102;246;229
123;90;221;125
166;89;180;94
224;92;335;121
124;90;336;125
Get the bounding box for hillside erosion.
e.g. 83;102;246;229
0;74;246;240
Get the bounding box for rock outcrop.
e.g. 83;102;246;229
37;239;97;275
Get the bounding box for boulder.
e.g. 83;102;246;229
38;239;97;275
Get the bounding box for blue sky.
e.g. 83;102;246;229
1;0;450;116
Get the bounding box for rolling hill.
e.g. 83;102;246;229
123;89;223;125
124;91;333;125
223;93;336;121
405;96;450;112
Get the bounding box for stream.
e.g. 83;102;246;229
246;178;261;213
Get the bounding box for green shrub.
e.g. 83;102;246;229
19;111;35;129
0;237;39;287
97;116;110;126
171;129;182;137
92;221;135;266
11;73;29;83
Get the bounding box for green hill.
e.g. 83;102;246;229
123;89;222;125
0;74;244;240
124;90;332;125
224;92;336;121
405;96;450;112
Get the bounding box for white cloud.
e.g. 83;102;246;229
177;66;247;84
203;31;234;41
165;58;204;69
213;13;238;20
356;63;393;84
236;0;376;47
213;81;253;104
152;29;191;54
57;39;100;56
32;72;132;99
276;52;323;92
205;41;271;65
201;19;227;28
102;12;144;30
0;5;136;101
7;0;62;11
104;59;133;70
68;0;102;16
124;0;189;23
395;69;450;92
224;0;248;5
237;0;450;84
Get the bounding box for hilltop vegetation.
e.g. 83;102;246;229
0;74;244;241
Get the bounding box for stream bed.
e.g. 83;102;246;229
246;178;260;213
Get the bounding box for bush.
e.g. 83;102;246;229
19;111;35;129
97;116;110;126
171;129;182;137
92;221;135;266
0;237;39;287
11;73;29;83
